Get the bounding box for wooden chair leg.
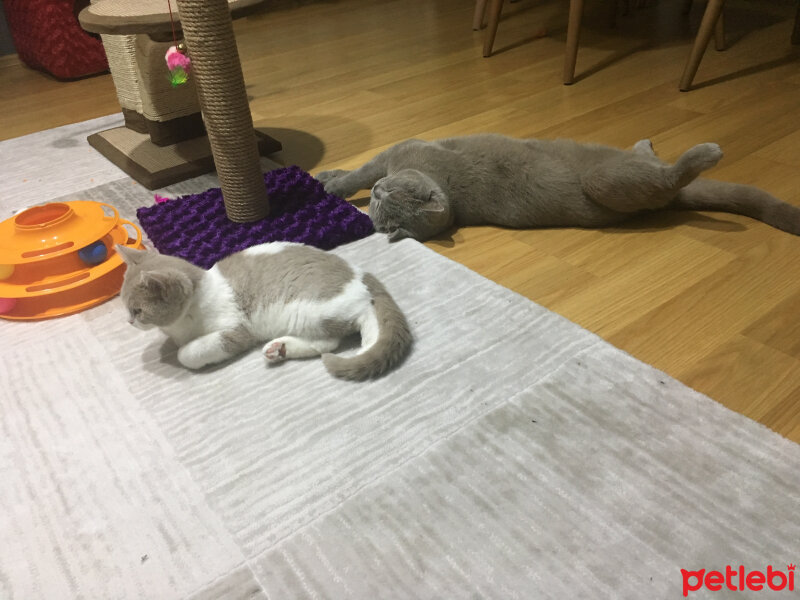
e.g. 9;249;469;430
683;0;724;50
714;9;725;50
472;0;488;31
608;0;619;28
563;0;584;84
483;0;504;57
792;0;800;45
679;0;725;91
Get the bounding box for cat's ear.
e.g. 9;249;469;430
140;271;169;297
422;202;445;214
422;192;446;213
388;227;414;242
116;245;148;265
141;270;193;301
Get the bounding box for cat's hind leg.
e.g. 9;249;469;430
670;143;723;188
177;327;256;370
263;336;340;363
581;143;723;213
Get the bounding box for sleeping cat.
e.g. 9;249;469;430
316;134;800;241
117;242;412;380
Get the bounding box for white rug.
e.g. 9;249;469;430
1;118;798;600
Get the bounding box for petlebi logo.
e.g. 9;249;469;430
681;563;795;597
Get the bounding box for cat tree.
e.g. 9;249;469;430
80;0;278;222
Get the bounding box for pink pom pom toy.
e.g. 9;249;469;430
165;44;191;87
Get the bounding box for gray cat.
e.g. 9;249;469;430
117;242;412;380
317;134;800;241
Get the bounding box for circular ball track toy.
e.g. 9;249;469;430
0;201;143;320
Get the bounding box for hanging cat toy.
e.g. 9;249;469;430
164;0;191;87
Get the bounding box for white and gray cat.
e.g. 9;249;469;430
117;242;412;380
317;134;800;241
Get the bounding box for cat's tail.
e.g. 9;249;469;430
673;179;800;235
321;274;412;381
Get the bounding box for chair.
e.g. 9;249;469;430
679;0;800;90
794;0;800;43
563;0;725;84
475;0;725;85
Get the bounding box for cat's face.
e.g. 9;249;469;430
369;169;453;242
117;246;195;329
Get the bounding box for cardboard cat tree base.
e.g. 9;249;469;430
87;127;280;190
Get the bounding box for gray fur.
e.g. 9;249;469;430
117;245;204;328
321;274;413;381
220;325;258;355
117;243;410;379
317;134;800;241
216;244;353;315
321;318;358;340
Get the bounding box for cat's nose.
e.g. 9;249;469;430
371;184;384;200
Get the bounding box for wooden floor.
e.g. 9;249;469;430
1;0;798;441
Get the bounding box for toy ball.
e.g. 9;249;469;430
78;241;108;266
0;297;17;315
0;264;13;280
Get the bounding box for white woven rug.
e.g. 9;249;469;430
1;118;798;599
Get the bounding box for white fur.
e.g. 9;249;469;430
358;309;380;348
240;242;300;257
159;263;383;369
178;331;239;370
163;266;241;348
249;273;370;340
244;271;381;361
263;336;340;361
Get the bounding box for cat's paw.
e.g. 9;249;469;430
177;346;208;370
317;168;349;182
263;340;287;362
317;170;355;198
685;143;723;170
324;179;355;199
633;139;655;156
316;169;349;185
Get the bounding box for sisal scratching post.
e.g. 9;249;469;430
174;0;268;222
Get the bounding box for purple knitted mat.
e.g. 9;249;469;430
136;166;374;269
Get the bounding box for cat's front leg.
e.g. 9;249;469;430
177;327;255;370
316;169;351;185
263;336;339;362
317;155;393;198
319;166;385;198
